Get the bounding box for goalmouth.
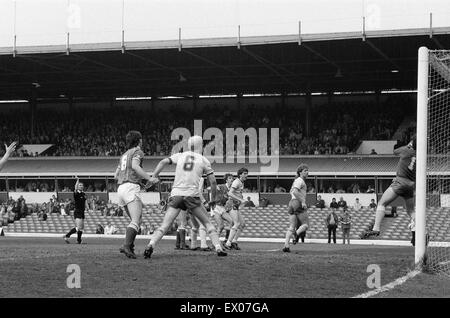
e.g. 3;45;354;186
416;47;450;276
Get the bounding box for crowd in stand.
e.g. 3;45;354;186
0;96;413;157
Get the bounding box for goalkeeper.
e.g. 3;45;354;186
363;137;416;239
114;130;159;259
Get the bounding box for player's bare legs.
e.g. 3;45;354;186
371;187;398;234
175;209;188;249
189;205;226;256
405;197;416;230
144;207;180;258
231;212;245;249
190;215;200;250
295;214;308;237
120;198;142;258
283;214;298;252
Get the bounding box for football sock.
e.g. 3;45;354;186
175;231;181;248
226;228;237;245
125;227;138;248
77;230;83;243
284;230;293;247
225;229;230;240
373;206;385;232
190;229;198;249
179;229;186;248
66;227;77;238
199;226;208;248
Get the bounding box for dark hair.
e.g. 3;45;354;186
224;173;234;182
237;168;248;177
126;130;142;149
296;163;309;176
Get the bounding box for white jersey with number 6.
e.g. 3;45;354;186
169;151;214;197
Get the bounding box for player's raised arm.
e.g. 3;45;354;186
0;142;17;172
151;158;171;178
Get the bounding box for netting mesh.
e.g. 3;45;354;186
423;50;450;277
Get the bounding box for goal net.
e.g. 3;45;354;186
417;48;450;277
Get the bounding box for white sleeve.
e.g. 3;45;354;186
169;152;182;164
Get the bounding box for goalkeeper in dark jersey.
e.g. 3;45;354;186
363;138;416;238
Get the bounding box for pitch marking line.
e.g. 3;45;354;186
352;269;421;298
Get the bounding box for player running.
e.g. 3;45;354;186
283;164;309;253
224;168;248;250
363;138;417;238
143;135;227;258
212;173;234;242
64;177;89;244
115;131;158;259
0;142;17;172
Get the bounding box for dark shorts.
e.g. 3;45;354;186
390;176;415;199
168;196;202;211
74;210;85;220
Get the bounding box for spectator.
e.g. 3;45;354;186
315;195;325;209
337;197;347;209
104;222;117;235
339;207;352;244
259;197;269;207
325;209;339;244
243;197;256;207
366;185;375;193
274;184;286;193
370;149;378;155
330;198;339;210
353;198;362;211
96;224;104;234
369;199;377;211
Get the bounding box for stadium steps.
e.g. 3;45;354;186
3;205;450;242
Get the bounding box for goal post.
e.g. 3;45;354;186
416;47;450;275
415;46;428;266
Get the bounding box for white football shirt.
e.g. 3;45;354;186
169;151;213;197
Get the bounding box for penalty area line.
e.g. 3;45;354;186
352;269;421;298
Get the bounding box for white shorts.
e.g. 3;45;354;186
117;183;141;207
214;205;226;216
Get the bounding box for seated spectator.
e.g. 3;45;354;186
96;224;104;234
338;197;347;209
104;222;117;235
330;198;339;210
315;195;325;209
370;149;378;155
274;184;286;193
259;197;269;207
38;209;47;221
353;198;362;211
366;185;375;193
369;199;377;211
243;197;255;207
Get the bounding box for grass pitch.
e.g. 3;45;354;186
0;237;449;298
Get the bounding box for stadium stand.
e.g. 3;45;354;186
0;96;414;157
4;204;449;242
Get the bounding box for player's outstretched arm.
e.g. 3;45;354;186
152;158;171;178
0;142;17;172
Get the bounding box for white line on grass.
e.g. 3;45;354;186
352;269;421;298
